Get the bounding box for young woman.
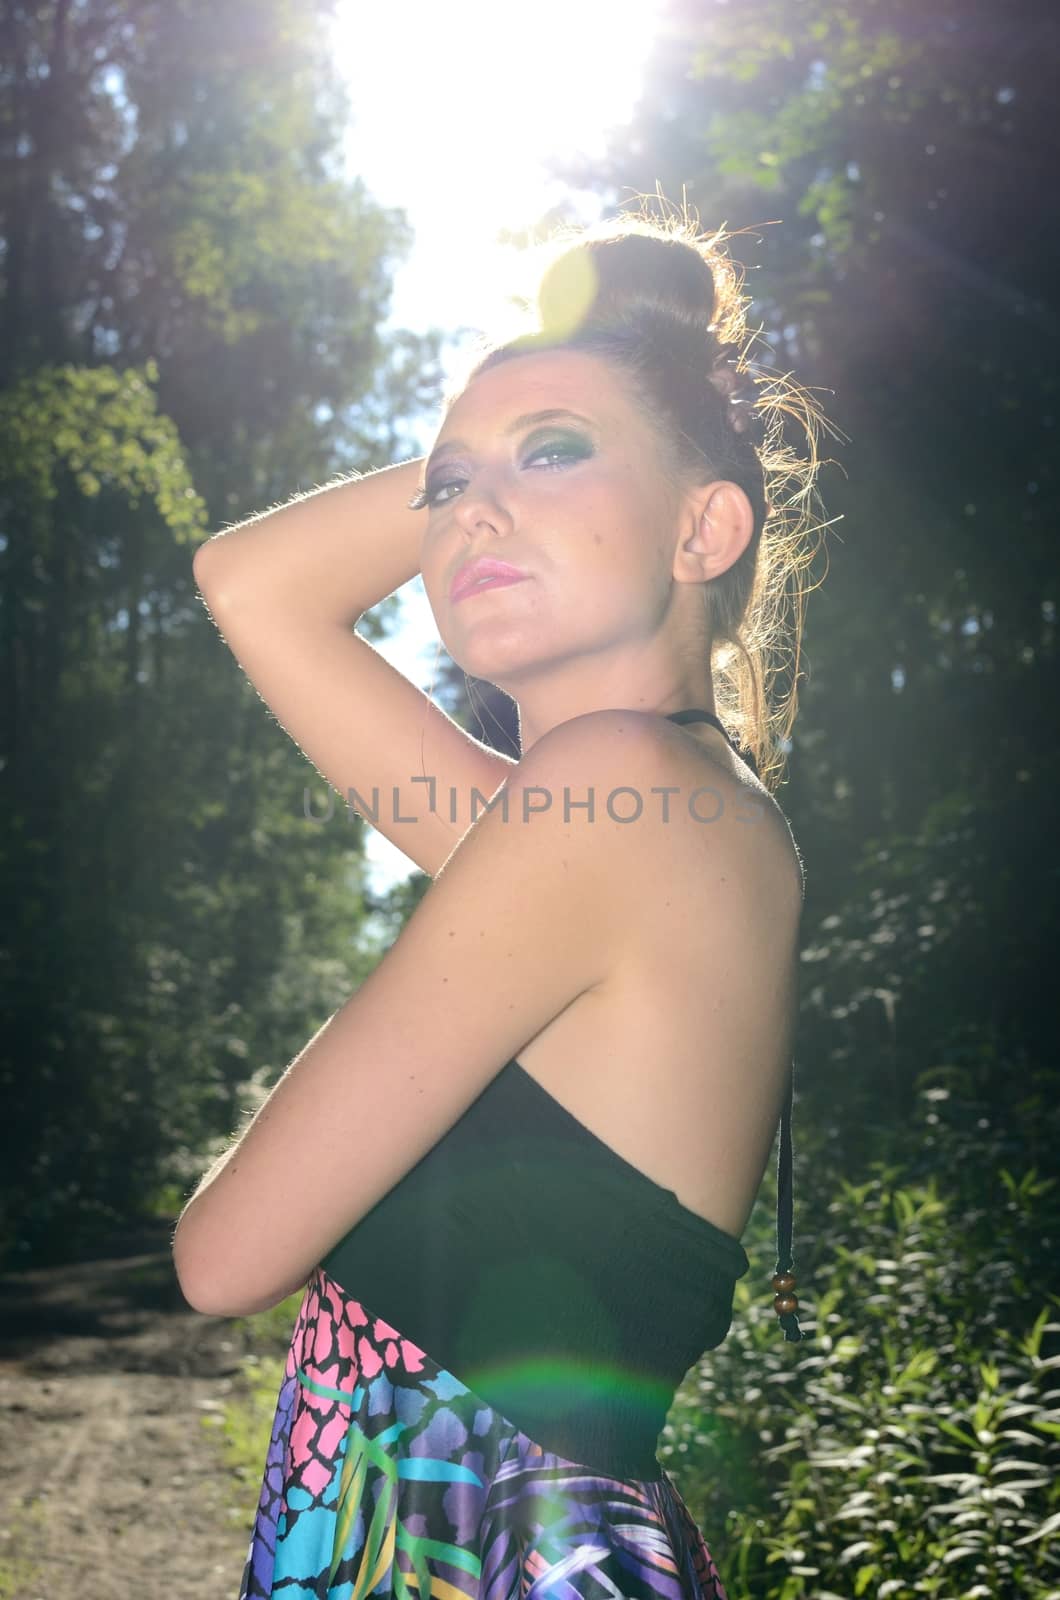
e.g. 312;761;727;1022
175;211;826;1600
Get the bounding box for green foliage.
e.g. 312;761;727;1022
0;0;445;1259
659;1084;1060;1596
0;361;207;540
686;0;911;256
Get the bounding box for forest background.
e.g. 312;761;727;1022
2;1;1058;1594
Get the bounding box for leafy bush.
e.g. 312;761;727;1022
661;1067;1060;1598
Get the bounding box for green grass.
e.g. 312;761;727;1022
204;1291;304;1505
0;1501;46;1600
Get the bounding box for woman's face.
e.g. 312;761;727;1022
418;348;687;694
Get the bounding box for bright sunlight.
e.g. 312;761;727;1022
332;0;663;333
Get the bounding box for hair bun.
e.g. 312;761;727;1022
535;227;720;343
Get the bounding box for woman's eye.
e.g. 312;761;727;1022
420;434;592;508
422;476;466;507
526;434;592;470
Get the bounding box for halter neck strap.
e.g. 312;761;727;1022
662;707;761;780
664;707;729;732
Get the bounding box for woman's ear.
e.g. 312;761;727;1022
672;480;755;586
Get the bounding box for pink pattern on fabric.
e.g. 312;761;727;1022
357;1333;383;1379
400;1339;426;1373
318;1412;348;1458
312;1313;333;1365
334;1306;359;1364
289;1403;318;1475
300;1456;333;1498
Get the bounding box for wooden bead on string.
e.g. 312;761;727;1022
772;1271;799;1316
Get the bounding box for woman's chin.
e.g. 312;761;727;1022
441;630;544;687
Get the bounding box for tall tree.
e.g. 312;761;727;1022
0;0;444;1254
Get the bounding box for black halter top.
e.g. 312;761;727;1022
317;704;802;1481
663;708;802;1342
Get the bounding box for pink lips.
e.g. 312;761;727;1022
450;559;529;603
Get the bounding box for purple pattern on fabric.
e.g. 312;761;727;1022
238;1269;730;1600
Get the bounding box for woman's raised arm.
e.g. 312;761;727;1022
191;460;518;879
192;457;426;623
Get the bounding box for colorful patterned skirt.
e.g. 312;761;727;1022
238;1268;731;1600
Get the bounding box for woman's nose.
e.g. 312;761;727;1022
452;472;514;538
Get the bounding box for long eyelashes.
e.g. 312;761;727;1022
408;435;593;512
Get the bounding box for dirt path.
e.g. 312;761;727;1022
0;1222;261;1599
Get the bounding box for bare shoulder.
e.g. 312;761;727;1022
515;707;671;770
499;707;802;915
506;708;689;836
505;711;773;907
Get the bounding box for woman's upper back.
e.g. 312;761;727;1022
503;709;802;1244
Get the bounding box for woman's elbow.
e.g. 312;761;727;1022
175;1271;231;1317
172;1221;230;1316
172;1218;306;1318
173;1252;260;1317
172;1207;245;1316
